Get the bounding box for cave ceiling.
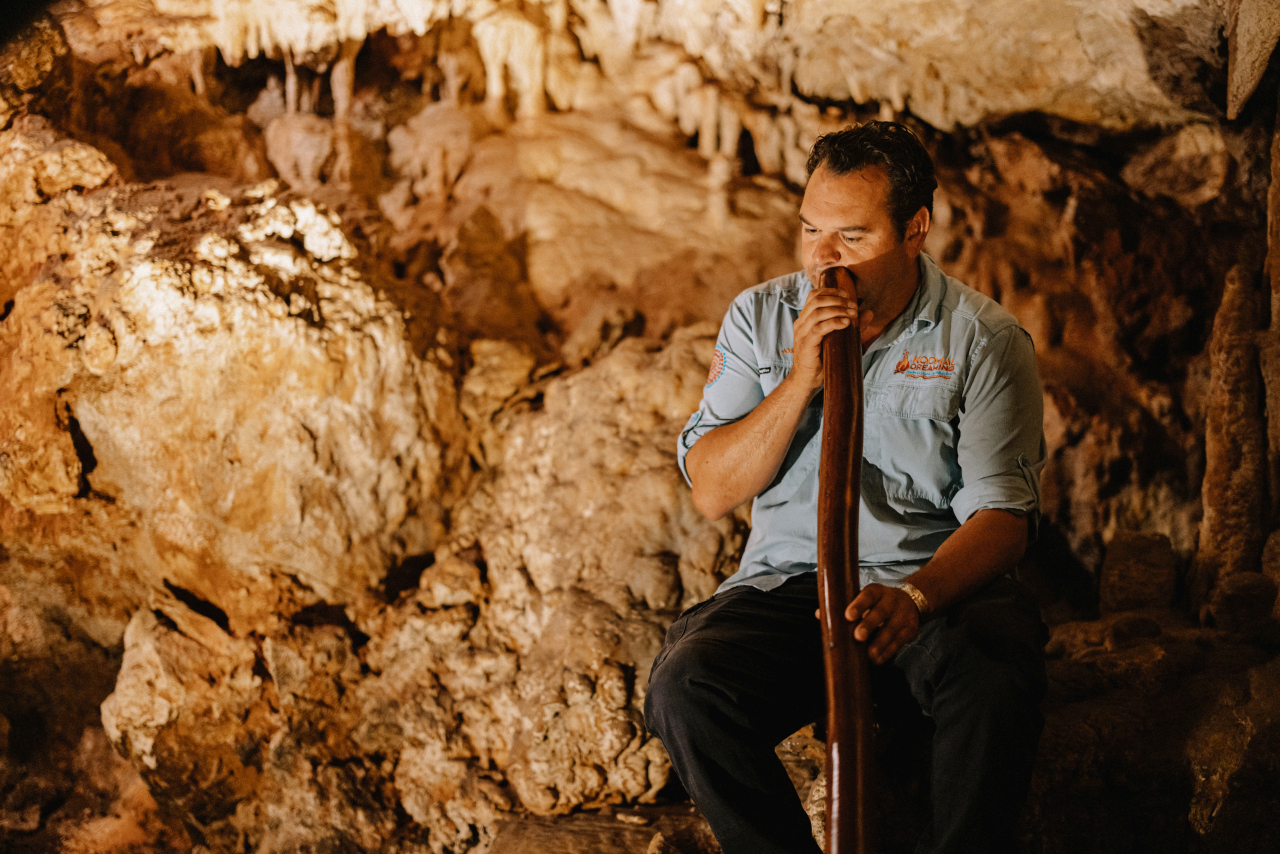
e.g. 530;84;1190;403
52;0;1261;129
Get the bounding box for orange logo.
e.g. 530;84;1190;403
894;349;955;380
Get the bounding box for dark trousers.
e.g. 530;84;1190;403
644;573;1048;854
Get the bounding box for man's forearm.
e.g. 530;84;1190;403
905;508;1029;616
842;507;1029;664
685;372;816;520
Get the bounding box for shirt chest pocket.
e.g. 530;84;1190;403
863;383;962;508
759;357;792;396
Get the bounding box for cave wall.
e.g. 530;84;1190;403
0;1;1279;852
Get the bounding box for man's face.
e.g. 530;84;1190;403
799;164;925;305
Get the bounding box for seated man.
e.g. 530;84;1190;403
645;121;1049;854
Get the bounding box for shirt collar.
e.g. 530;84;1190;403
784;253;946;350
869;252;946;354
780;272;810;310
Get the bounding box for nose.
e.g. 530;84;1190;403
813;232;842;266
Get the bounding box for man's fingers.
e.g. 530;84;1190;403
844;584;886;622
870;633;904;664
845;586;920;651
851;598;895;642
870;619;920;664
805;287;853;301
798;311;855;336
801;310;855;330
811;317;852;336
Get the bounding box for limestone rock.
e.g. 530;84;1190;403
1121;123;1229;210
0;2;1277;851
927;129;1222;576
58;727;192;854
446;327;747;815
100;610;267;817
1031;642;1280;851
1193;264;1268;614
0;117;117;309
0;582;151;847
486;805;721;854
379;101;802;355
1207;571;1279;632
438;207;556;358
1227;0;1280;119
101;606;425;853
1262;530;1280;617
1099;531;1178;613
0;16;71;130
62;0;1232;132
0;124;461;646
436;112;799;358
265;111;335;191
87;327;743;851
0;580;119;745
118;76;274;184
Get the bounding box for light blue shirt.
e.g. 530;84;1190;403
677;253;1046;594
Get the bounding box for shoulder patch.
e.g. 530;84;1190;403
706;346;726;387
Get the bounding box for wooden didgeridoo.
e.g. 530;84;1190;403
817;265;875;854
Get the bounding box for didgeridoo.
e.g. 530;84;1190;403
816;266;874;854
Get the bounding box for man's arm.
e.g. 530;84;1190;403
844;509;1028;664
843;325;1045;664
685;370;814;520
687;285;856;520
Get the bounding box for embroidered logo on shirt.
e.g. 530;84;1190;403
706;346;726;387
780;348;794;354
894;349;956;380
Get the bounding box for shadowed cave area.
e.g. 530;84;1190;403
1;1;1280;852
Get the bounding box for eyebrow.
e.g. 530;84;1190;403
798;214;869;233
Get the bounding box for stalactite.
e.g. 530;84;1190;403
696;84;718;160
283;45;298;113
473;10;546;121
329;37;361;185
1227;0;1280;119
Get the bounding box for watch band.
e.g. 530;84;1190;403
899;581;930;618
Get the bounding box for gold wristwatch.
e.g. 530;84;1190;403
898;581;930;619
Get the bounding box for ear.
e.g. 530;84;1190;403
903;206;931;257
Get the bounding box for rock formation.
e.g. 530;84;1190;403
0;1;1278;852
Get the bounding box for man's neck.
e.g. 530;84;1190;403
859;257;921;350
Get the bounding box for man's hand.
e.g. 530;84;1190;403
815;583;922;665
791;285;859;393
844;584;921;664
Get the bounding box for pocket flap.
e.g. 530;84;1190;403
866;383;960;421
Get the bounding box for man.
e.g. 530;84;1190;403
645;122;1048;854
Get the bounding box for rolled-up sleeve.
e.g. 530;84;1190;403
950;325;1046;534
676;298;764;486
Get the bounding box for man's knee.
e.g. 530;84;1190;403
645;641;715;738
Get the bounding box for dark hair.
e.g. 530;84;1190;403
806;121;937;238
